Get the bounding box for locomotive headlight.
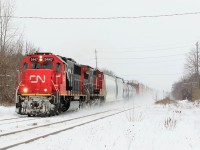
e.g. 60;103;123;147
23;88;28;93
39;55;43;62
44;88;47;92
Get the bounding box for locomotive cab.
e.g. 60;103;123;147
16;52;64;116
93;69;104;100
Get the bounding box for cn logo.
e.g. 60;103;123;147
30;75;46;83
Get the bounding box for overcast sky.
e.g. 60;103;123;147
14;0;200;92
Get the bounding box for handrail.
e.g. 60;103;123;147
51;80;60;104
83;84;90;95
15;81;22;103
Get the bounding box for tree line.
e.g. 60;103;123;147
172;42;200;100
0;0;37;105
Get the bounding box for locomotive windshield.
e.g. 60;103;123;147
44;63;53;69
31;63;53;69
23;63;28;71
32;63;41;69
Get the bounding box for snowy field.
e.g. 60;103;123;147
0;97;200;150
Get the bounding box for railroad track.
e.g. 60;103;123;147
0;118;40;126
0;106;140;150
0;107;121;137
0;110;76;126
0;116;26;122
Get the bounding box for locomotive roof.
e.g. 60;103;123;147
80;65;94;69
31;52;53;55
57;55;77;63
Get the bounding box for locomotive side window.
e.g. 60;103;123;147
56;63;61;72
74;65;81;75
44;63;53;69
84;73;89;79
23;63;28;71
32;63;41;69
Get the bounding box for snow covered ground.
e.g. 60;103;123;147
0;97;200;150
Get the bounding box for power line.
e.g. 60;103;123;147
69;43;194;58
3;11;200;20
98;53;186;60
98;59;184;69
98;45;192;53
119;73;182;76
103;66;182;70
98;58;184;63
73;45;191;58
77;55;185;66
98;41;195;49
79;53;185;61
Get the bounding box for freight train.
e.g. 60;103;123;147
16;52;137;116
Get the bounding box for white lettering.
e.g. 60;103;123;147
30;75;46;83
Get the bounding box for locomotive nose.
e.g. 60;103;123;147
24;69;53;94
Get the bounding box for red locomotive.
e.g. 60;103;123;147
16;52;136;116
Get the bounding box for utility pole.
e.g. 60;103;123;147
163;90;164;99
196;42;199;88
95;49;98;69
95;49;98;89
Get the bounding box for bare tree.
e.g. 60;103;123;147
0;0;14;104
172;72;200;101
0;0;22;104
0;0;38;105
25;41;39;55
184;49;199;76
0;0;16;52
172;77;190;100
184;42;200;89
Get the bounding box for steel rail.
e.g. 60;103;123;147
0;118;39;126
0;107;122;137
0;116;26;122
0;107;137;150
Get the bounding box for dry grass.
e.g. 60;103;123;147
164;117;177;130
193;99;200;107
124;109;144;122
192;89;200;100
194;99;200;103
155;97;177;105
0;101;15;107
